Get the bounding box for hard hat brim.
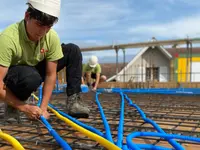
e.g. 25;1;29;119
89;64;97;68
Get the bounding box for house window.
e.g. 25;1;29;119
146;67;159;81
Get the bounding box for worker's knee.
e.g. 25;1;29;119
100;75;107;82
4;66;42;101
62;43;81;55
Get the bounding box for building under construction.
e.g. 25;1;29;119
1;38;200;150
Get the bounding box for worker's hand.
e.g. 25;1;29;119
92;87;97;91
42;110;50;119
23;104;42;120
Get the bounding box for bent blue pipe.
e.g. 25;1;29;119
122;145;129;150
124;94;184;150
136;144;173;150
126;97;164;133
97;88;200;95
40;116;72;150
48;103;104;137
53;84;89;94
116;92;125;148
38;86;71;150
127;132;200;150
38;85;103;138
96;92;114;143
122;144;172;150
38;85;43;106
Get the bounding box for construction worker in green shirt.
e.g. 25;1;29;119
82;56;107;91
0;0;90;120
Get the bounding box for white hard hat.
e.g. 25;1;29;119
27;0;61;17
88;56;98;68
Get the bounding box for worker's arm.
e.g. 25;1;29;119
92;64;101;90
93;73;100;91
85;72;92;86
40;61;57;119
81;77;85;85
0;65;42;119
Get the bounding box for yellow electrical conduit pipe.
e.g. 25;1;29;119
32;94;121;150
0;129;25;150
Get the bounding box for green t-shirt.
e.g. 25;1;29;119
83;63;101;74
0;20;63;67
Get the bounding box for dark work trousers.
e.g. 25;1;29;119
84;73;103;80
4;43;82;101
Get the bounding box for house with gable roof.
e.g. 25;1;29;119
107;43;172;82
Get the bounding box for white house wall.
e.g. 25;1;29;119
117;47;170;82
142;47;170;82
191;62;200;82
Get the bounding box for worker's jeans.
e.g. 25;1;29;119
4;43;82;101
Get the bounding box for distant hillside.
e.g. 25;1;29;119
100;63;127;79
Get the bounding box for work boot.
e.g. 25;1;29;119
66;93;90;118
4;104;21;123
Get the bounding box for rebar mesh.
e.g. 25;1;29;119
0;93;200;149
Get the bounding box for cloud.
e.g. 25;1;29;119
175;0;200;6
129;14;200;39
0;1;26;25
1;0;200;53
56;0;130;30
53;0;158;44
54;0;132;43
153;0;200;6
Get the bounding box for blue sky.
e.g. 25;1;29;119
1;0;200;63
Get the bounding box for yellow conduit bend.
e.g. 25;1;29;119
0;130;25;150
32;94;121;150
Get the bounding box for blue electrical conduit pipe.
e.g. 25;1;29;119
123;94;184;150
116;92;125;148
95;92;114;143
40;116;72;150
122;145;129;150
135;144;173;150
38;86;72;150
53;84;89;94
122;145;172;150
38;85;43;106
127;132;200;150
48;103;104;137
97;88;200;95
38;85;105;138
123;142;172;150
